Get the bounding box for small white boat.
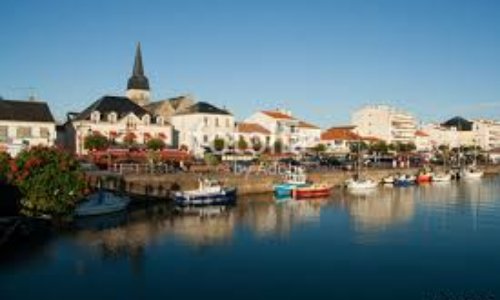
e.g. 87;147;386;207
347;179;378;190
75;190;131;217
461;167;484;180
433;173;452;182
173;179;237;206
381;175;395;184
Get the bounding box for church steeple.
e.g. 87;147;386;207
127;42;150;91
126;42;151;106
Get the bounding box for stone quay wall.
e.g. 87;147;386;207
87;165;500;199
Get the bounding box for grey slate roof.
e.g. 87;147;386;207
175;102;232;116
0;99;55;122
73;95;152;121
127;43;150;90
442;116;473;131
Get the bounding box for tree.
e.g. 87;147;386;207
273;139;284;154
10;146;86;216
251;138;263;152
369;141;388;154
313;143;327;154
349;141;368;153
237;136;248;151
84;133;109;150
146;138;166;151
213;137;225;152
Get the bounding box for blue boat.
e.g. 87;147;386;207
273;167;310;197
173;179;237;207
393;175;416;187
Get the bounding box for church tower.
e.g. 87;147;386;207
126;42;151;106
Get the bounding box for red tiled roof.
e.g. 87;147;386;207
415;130;429;137
261;110;295;120
361;136;381;142
321;128;361;141
298;121;319;129
237;122;271;134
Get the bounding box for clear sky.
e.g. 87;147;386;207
1;0;500;126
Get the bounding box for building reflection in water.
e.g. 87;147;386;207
342;186;416;235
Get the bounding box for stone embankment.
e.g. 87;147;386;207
87;165;500;199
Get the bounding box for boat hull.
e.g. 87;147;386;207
273;183;308;197
292;186;331;199
174;187;237;207
75;192;130;217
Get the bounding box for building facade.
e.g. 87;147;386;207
244;109;321;152
352;105;417;144
170;102;235;157
473;119;500;151
0;99;56;156
64;96;173;155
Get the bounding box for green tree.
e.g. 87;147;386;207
251;138;263;152
273;139;284;154
146;138;166;151
237;136;248;151
11;146;86;216
313;143;327;154
369;141;388;154
213;137;225;152
350;141;368;153
84;133;109;150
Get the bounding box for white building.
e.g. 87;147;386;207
320;126;360;154
422;117;477;149
170;102;235;157
64;95;173;155
244;109;320;152
352;105;417;144
414;130;432;152
0;99;56;156
235;122;272;152
472;119;500;151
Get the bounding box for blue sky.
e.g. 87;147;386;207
1;0;500;126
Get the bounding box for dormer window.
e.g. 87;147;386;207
108;112;117;123
143;115;150;125
91;111;100;123
156;116;164;125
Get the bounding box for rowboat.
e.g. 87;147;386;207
75;190;131;217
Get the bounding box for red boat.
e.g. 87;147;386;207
292;184;331;199
416;173;432;183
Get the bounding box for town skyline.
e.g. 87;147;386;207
2;0;500;126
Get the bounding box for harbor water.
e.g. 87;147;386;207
1;176;500;299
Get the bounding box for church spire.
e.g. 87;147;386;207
133;42;145;76
127;42;150;91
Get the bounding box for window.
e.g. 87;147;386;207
156;116;164;125
143;115;150;125
40;127;50;138
215;118;219;127
203;135;208;143
204;117;208;127
126;116;137;130
91;111;100;123
16;127;32;138
0;126;7;137
108;112;117;123
226;118;230;127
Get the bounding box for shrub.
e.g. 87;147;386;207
146;138;166;151
11;146;86;216
213;138;225;152
237;136;248;151
84;133;109;150
0;152;11;183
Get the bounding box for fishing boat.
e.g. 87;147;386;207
173;179;237;207
274;166;309;197
75;189;131;217
292;183;331;199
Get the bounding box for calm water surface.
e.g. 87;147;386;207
1;177;500;300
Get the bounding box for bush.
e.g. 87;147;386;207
274;139;284;154
237;136;248;151
10;146;86;216
213;138;225;152
313;143;327;153
84;133;109;150
146;138;166;151
0;152;11;183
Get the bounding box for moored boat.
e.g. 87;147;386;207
75;190;131;217
394;174;415;187
347;179;378;190
416;172;433;184
173;179;237;207
274;167;309;197
433;173;452;182
381;175;395;184
292;184;331;199
460;167;483;180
